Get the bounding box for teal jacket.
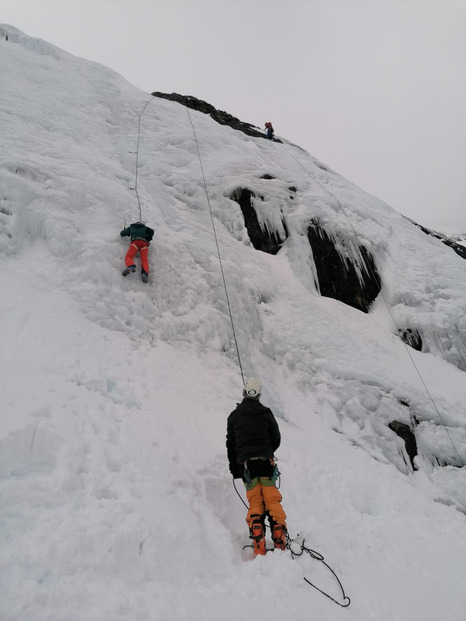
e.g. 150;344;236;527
120;222;154;243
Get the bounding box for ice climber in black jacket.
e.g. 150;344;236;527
226;377;287;555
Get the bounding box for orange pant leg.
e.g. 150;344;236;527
139;245;149;273
125;241;149;272
261;483;287;529
125;243;139;267
246;484;265;528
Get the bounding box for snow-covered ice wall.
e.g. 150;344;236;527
1;24;466;621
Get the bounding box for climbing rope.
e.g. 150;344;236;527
132;98;246;384
280;142;463;465
232;477;249;509
133;96;157;221
186;108;245;384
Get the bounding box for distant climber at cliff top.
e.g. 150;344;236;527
120;221;154;283
265;122;274;140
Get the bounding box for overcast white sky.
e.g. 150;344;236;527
2;0;466;232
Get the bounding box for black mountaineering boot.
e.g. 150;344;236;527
122;264;136;277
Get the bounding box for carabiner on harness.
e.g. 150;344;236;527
271;457;281;485
243;460;252;486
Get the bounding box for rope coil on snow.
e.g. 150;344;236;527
287;535;351;607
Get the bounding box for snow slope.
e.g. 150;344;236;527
1;25;466;621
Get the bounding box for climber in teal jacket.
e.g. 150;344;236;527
120;221;154;283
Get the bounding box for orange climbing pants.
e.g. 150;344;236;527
125;240;149;273
246;478;287;530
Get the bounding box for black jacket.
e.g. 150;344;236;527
120;222;154;243
226;398;281;478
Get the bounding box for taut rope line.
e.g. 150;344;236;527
186;108;245;384
134;96;157;221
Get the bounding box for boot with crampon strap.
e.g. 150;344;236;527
272;524;287;551
250;520;266;556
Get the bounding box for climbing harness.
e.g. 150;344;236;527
186;107;245;384
280;141;463;465
232;455;281;523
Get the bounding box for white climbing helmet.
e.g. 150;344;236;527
244;377;262;399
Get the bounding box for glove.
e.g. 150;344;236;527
229;463;243;479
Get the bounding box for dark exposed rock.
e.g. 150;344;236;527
397;400;420;426
405;217;466;261
288;186;297;200
152;92;282;142
307;220;382;313
399;328;423;351
316;162;331;172
230;188;288;255
260;174;275;180
388;421;418;470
